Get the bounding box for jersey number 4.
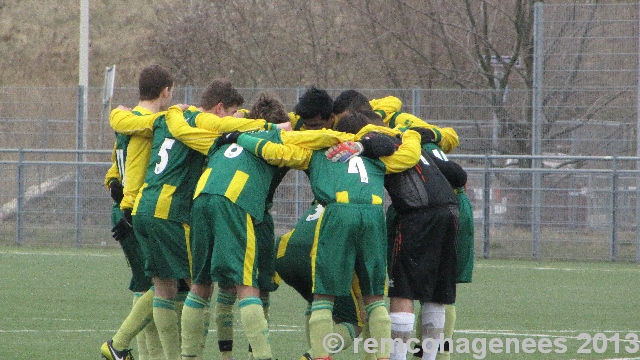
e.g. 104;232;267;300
347;157;369;183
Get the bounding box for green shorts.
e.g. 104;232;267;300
276;204;363;327
218;212;277;292
190;194;263;288
112;204;152;292
311;203;387;297
133;214;191;281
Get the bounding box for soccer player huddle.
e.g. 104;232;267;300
101;64;475;360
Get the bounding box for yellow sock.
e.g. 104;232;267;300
216;291;236;359
308;300;334;358
132;294;149;360
239;297;271;359
112;289;154;350
365;300;391;359
435;305;456;360
304;303;312;350
153;297;181;360
142;320;164;360
181;292;209;359
202;301;211;355
333;322;356;352
175;291;188;342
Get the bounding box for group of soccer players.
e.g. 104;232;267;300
100;64;474;360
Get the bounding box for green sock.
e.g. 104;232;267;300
435;305;456;360
365;300;391;359
181;292;209;358
112;289;154;350
216;291;237;359
239;296;272;359
153;296;181;360
308;300;334;358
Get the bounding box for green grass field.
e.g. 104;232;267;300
1;246;639;360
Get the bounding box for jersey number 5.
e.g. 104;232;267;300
155;138;176;174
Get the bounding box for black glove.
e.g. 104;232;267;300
215;131;241;148
359;132;397;158
108;179;124;204
413;127;436;144
112;208;133;242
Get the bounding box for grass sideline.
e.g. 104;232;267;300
0;246;639;360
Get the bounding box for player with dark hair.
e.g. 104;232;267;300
289;86;336;131
102;64;175;360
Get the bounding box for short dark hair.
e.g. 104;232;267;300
248;92;289;124
138;65;174;101
333;90;372;115
294;86;333;121
198;79;245;110
335;112;371;134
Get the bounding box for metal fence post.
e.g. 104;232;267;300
531;2;545;261
611;157;618;261
16;149;24;246
412;88;421;118
482;155;491;259
184;84;193;105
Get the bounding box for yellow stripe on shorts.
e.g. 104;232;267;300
243;213;256;286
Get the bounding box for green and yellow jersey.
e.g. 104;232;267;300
109;106;157;211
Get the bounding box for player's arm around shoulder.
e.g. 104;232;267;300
109;106;161;138
369;95;402;121
381;129;422;174
165;105;217;155
195;111;269;133
236;133;313;170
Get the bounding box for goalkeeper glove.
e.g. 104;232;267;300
108;179;124;204
215;131;241;148
112;208;133;242
358;132;397;158
413;127;436;144
325;141;364;163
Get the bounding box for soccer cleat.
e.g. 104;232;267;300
299;353;312;360
101;339;135;360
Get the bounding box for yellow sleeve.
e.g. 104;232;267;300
165;106;217;155
236;134;313;170
288;112;305;131
120;136;152;211
110;108;163;138
194;111;268;132
380;129;422;174
279;128;356;149
370;96;403;120
390;112;460;154
104;142;121;188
